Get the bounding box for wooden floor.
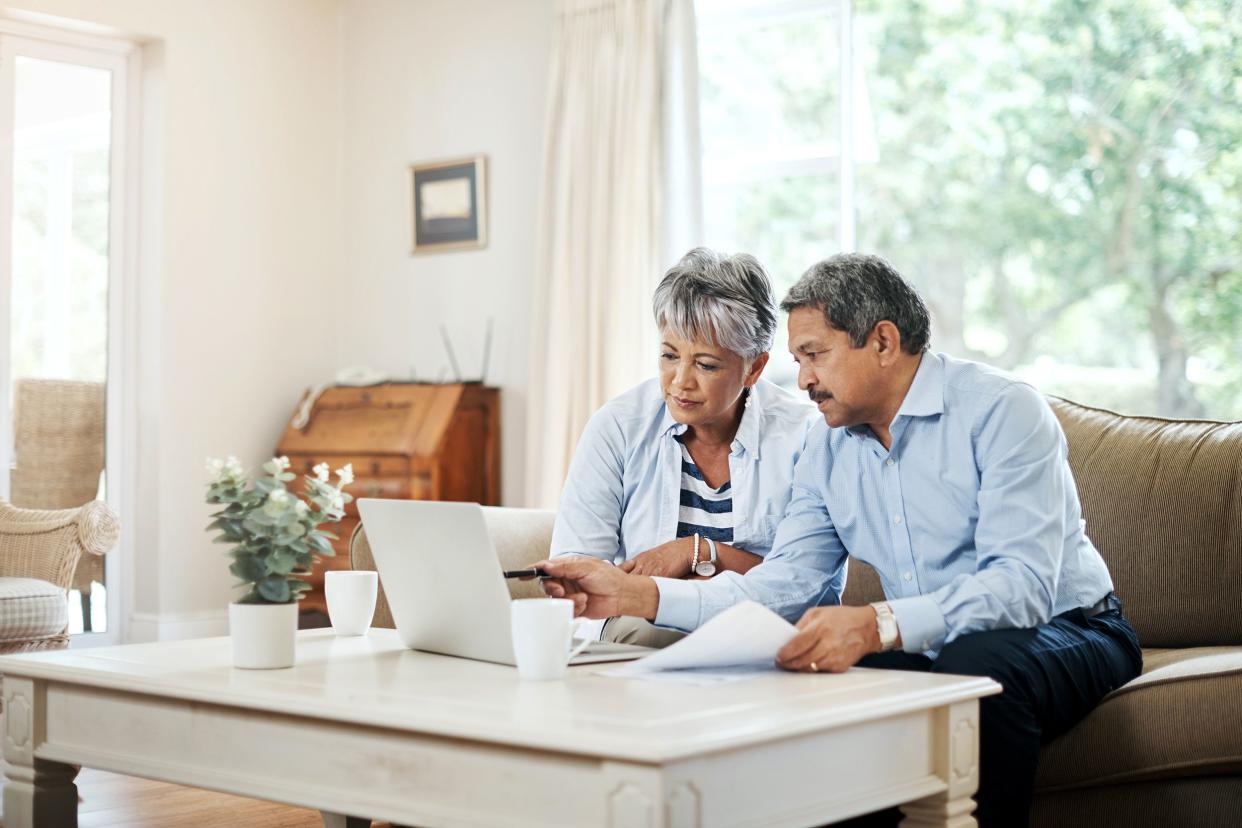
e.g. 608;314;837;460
2;767;397;828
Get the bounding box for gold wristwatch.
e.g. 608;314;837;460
871;601;899;652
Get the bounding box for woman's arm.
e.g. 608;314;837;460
549;410;627;562
619;536;764;578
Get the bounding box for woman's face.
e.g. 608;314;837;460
658;330;767;430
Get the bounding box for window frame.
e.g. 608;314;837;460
0;19;141;647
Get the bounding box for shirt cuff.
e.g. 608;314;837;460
651;577;701;631
886;595;947;654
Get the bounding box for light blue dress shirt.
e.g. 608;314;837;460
653;352;1115;655
550;377;818;562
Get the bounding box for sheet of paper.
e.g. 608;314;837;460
612;600;797;674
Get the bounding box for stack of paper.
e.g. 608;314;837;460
605;601;798;682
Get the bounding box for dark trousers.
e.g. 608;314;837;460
851;603;1142;828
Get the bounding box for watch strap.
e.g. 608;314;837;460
871;601;900;652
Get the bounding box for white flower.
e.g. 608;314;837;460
335;464;354;487
313;462;330;482
263;489;292;517
293;499;309;516
329;492;345;513
274;456;291;472
208;456;245;484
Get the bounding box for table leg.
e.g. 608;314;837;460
320;813;372;828
899;700;979;828
3;676;78;828
603;761;701;828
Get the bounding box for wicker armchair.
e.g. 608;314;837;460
0;500;119;653
9;379;107;628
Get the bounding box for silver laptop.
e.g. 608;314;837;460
357;498;651;666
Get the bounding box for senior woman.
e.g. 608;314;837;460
551;247;818;648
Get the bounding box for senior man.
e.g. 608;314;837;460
539;253;1142;827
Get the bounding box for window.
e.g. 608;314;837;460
0;24;138;641
697;0;1242;419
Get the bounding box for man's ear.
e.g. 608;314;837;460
872;321;904;365
744;351;770;386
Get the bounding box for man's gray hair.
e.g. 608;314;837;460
780;253;931;354
652;248;777;359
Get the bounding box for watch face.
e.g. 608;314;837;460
694;561;717;577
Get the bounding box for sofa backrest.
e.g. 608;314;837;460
1048;397;1242;648
846;397;1242;649
350;506;556;629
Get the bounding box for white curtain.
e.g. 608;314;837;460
526;0;701;508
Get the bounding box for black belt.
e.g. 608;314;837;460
1083;592;1123;618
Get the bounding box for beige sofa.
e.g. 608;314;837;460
351;397;1242;826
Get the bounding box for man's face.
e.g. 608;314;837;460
787;306;882;428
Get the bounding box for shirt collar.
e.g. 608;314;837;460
659;385;763;458
894;351;945;419
844;352;943;442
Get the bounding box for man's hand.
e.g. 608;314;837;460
776;606;882;673
535;557;660;620
618;537;694;578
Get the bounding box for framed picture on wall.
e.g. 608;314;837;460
410;154;488;254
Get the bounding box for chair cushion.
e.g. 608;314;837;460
1036;646;1242;791
0;577;68;642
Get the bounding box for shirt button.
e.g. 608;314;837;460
893;515;903;525
922;641;931;651
903;571;913;582
886;458;895;466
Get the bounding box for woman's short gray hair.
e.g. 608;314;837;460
652;248;777;359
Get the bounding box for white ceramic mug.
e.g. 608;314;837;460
325;571;378;636
510;598;591;680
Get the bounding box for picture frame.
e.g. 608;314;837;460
410;154;488;254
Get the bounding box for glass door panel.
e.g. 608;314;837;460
7;55;112;633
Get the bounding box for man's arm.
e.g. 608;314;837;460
545;429;847;630
887;382;1070;654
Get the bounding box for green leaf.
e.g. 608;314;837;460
268;550;298;575
306;533;332;553
256;575;292;603
229;556;266;583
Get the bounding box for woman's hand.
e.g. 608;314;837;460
619;537;695;578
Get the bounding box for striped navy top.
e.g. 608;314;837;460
675;437;733;544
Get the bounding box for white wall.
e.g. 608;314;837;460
3;0;345;638
337;0;554;507
2;0;553;639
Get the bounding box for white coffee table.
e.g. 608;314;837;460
0;629;998;828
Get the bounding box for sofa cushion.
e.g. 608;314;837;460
1049;397;1242;648
1035;645;1242;791
0;577;68;642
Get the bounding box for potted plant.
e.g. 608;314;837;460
206;455;353;668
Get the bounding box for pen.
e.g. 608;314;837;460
502;567;549;580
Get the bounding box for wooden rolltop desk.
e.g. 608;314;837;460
276;383;500;617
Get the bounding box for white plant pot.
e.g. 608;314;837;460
229;602;298;669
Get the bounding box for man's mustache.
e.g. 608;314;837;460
808;390;831;404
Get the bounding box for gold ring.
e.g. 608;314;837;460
810;661;819;673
